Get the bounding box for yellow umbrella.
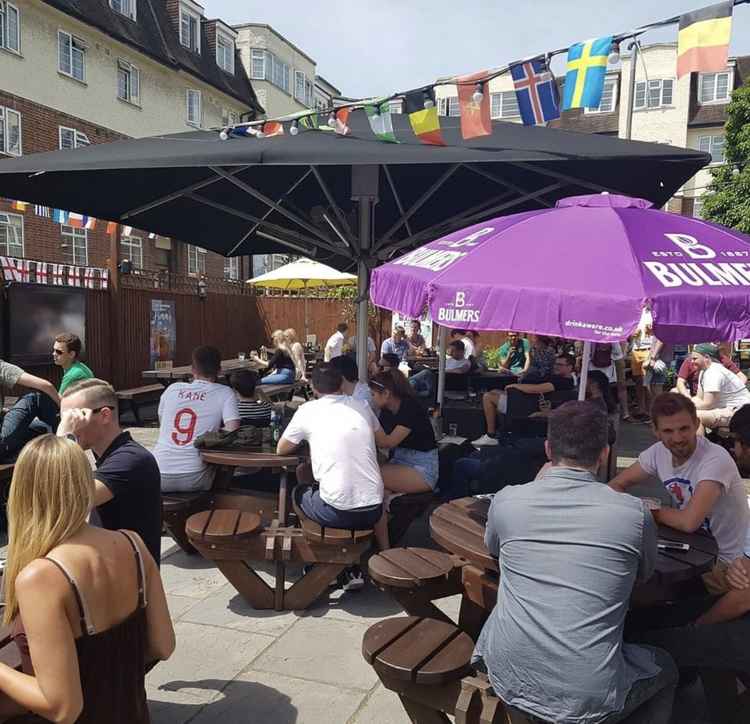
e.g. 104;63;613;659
247;258;357;340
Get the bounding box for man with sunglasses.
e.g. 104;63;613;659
57;378;162;564
53;333;93;395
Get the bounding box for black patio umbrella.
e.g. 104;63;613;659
0;110;709;377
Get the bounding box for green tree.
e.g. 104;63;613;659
701;82;750;233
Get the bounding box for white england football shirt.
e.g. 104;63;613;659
154;379;240;474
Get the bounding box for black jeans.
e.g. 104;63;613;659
0;391;58;459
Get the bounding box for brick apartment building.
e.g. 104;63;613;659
434;43;746;217
0;0;263;285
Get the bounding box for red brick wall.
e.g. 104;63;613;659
0;90;248;275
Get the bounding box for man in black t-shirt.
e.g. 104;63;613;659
57;378;162;565
473;354;576;447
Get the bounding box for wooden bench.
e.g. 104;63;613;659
116;385;163;425
368;547;464;625
362;616;509;723
162;491;213;555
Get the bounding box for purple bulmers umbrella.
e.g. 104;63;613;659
370;194;750;344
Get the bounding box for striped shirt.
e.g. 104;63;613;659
237;397;273;427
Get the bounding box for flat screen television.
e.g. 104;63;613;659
8;286;86;367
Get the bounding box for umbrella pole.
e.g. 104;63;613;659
354;167;378;383
578;341;592;401
437;325;447;410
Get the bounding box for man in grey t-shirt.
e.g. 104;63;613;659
0;359;60;459
473;401;677;724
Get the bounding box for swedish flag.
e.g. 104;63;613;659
563;36;612;110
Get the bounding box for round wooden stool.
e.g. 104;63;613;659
362;616;474;685
186;509;261;544
369;547;456;589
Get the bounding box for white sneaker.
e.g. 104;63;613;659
472;434;499;447
341;568;365;592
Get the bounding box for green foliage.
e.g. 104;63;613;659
483;345;502;369
701;83;750;233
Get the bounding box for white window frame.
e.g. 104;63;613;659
698;134;725;165
109;0;136;21
216;31;234;74
250;48;265;80
490;91;520;119
186;89;201;126
438;96;460;117
294;70;306;104
224;256;240;281
585;77;618;114
120;234;143;268
0;212;23;257
0;1;20;54
58;30;86;83
187;244;207;275
179;6;200;53
59;126;90;150
698;71;733;105
117;58;140;105
61;225;88;266
0;106;21;156
634;78;674;111
388;100;403;114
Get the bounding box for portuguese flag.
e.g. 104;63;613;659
404;89;445;146
677;1;733;78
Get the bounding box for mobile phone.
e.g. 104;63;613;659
658;541;690;552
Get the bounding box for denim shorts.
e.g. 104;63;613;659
391;447;440;489
299;486;382;530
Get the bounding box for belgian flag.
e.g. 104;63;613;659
677;1;733;78
404;89;445;146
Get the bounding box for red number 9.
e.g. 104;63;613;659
171;408;198;446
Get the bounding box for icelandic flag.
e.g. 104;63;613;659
510;59;561;126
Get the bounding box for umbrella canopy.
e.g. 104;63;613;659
370;193;750;344
247;258;356;290
0;113;709;268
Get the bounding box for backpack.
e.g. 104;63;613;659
592;343;612;368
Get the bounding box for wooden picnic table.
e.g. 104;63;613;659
428;496;718;637
142;358;262;385
189;447;373;612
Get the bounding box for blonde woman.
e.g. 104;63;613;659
284;328;307;382
0;435;174;723
251;330;296;385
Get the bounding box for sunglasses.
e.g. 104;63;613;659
52;349;64;356
369;380;385;390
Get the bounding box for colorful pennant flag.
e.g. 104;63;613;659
365;101;398;143
67;212;91;229
148;232;157;239
262;121;284;137
11;200;27;212
456;71;492;140
121;225;133;236
677;1;733;78
334;108;351;136
52;209;69;224
106;221;118;235
404;89;445;146
510;59;561;126
563;36;612;110
299;113;320;131
34;205;50;217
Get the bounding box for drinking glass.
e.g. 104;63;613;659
448;423;458;437
238;352;246;361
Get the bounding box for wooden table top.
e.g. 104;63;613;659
142;358;261;381
430;496;718;588
201;448;302;468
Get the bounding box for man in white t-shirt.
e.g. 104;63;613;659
330;354;375;412
154;346;240;492
278;363;383;588
324;322;348;362
610;392;750;623
688;343;750;430
446;340;471;374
